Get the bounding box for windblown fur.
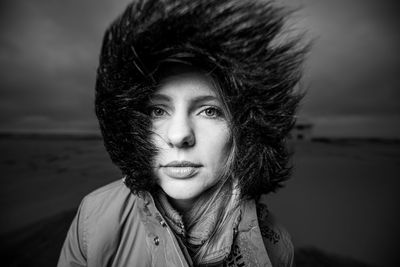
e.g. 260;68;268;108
95;0;308;198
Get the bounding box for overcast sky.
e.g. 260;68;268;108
0;0;399;137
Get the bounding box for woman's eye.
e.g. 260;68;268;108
200;107;222;118
150;107;167;118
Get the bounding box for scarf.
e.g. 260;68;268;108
154;180;241;266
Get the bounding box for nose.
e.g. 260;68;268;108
166;114;195;148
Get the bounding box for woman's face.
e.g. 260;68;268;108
149;72;230;210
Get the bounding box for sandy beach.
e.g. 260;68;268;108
1;136;399;266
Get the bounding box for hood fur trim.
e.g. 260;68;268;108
95;0;308;198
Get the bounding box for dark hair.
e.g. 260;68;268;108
95;0;308;199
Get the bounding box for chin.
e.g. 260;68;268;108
158;176;210;201
162;184;203;201
165;191;199;201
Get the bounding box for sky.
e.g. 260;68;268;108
0;0;399;138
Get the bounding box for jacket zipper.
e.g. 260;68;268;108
145;192;189;267
164;222;189;267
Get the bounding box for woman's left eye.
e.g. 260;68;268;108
199;107;222;118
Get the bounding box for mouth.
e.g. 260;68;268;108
163;161;202;168
161;161;202;179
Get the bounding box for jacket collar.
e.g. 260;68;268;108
138;191;272;266
140;191;242;265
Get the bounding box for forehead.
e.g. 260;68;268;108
154;72;218;99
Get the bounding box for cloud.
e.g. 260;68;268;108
0;0;132;132
0;0;399;137
296;0;400;120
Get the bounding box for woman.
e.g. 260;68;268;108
58;0;307;266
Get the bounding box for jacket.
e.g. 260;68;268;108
58;179;293;267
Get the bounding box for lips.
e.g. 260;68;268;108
161;161;202;179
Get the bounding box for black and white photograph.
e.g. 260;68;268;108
0;0;399;266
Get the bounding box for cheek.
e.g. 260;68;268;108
199;124;231;162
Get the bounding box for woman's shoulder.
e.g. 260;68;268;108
58;179;150;266
79;178;141;222
83;178;134;204
85;178;129;197
256;198;294;267
78;179;145;249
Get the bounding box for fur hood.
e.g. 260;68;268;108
95;0;308;199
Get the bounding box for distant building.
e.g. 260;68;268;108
290;119;313;140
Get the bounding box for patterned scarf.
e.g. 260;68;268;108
154;181;241;266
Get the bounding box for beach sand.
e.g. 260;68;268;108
1;136;399;266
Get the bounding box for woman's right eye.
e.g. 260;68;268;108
149;107;167;118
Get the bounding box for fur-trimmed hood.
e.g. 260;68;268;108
95;0;307;198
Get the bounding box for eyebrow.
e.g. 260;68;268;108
150;94;219;105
